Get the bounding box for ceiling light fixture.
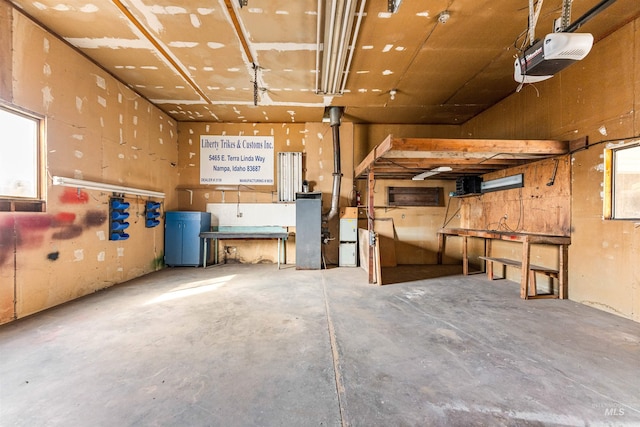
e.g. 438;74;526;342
412;166;452;180
389;89;397;100
315;0;367;96
438;10;450;24
480;174;524;193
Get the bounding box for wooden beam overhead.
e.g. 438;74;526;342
355;135;570;180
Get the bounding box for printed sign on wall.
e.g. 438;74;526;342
200;135;275;185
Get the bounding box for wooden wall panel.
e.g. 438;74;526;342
0;4;11;101
461;156;571;236
365;178;459;265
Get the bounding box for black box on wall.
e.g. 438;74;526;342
455;176;482;196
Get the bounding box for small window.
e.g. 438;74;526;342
0;104;45;212
604;141;640;220
387;186;443;206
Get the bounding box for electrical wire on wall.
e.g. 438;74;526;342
572;134;640;153
441;195;462;228
500;188;524;232
484;187;525;232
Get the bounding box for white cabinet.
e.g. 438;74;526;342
339;218;358;267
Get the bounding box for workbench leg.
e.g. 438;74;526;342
437;233;444;264
277;238;281;269
521;240;531;299
214;239;219;265
529;270;537;297
203;238;208;268
367;169;376;284
486;261;495;280
462;236;469;275
559;244;568;299
485;239;492;278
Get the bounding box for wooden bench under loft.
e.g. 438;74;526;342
437;228;571;300
478;256;560;299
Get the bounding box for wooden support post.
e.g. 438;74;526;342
367;169;376;284
462;236;469;275
521;239;531;299
437;233;444;264
486;239;493;279
483;239;491;272
559;244;568;299
529;270;537;296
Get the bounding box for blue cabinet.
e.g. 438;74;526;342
164;211;211;267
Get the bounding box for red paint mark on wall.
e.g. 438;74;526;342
59;188;89;204
0;226;14;265
16;229;45;249
13;215;50;250
53;212;77;225
0;216;15;229
15;215;52;229
0;213;64;265
0;217;15;264
0;208;106;265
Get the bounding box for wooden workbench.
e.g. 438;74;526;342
437;228;570;299
200;226;289;269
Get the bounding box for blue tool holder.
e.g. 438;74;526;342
144;201;161;228
109;197;130;240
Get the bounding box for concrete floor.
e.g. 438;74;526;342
1;264;639;426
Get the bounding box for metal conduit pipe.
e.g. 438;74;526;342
323;106;343;225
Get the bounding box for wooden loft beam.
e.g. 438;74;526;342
383;151;556;160
387;137;569;154
375;158;530;167
354;146;378;179
354;135;569;180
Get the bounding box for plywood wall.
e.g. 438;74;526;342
0;5;11;100
176;121;355;265
459;156;571;236
460;18;640;321
359;178;459;265
0;7;179;324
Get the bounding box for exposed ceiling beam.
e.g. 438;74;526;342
111;0;211;104
223;0;256;65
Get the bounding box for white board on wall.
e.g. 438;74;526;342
206;203;296;227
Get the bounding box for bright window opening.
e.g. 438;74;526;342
0;104;45;211
604;141;640;220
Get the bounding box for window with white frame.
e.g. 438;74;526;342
604;141;640;220
0;104;45;211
